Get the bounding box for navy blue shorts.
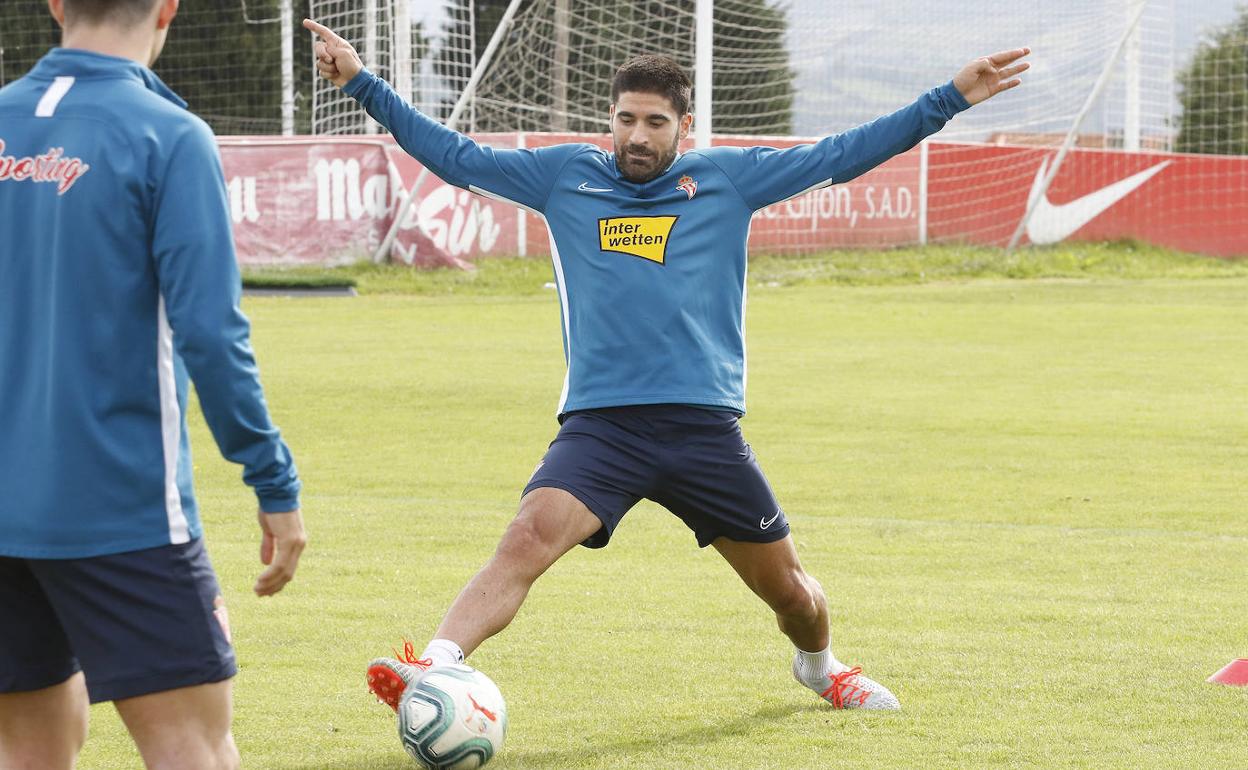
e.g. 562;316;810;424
523;405;790;548
0;538;237;703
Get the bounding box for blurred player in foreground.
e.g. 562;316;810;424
0;1;306;768
306;16;1026;714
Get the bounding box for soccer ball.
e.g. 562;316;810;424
397;664;508;769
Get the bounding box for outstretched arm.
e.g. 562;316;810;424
704;46;1031;211
953;47;1031;106
302;17;579;214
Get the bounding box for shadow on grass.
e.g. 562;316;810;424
268;702;823;769
271;754;415;770
496;701;820;769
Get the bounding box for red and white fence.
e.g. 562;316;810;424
218;133;1248;266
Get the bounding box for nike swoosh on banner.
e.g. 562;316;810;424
1025;158;1170;245
577;182;613;193
760;511;781;529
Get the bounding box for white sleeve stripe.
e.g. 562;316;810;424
35;76;75;118
757;177;836;212
157;296;190;544
545;217;573;414
468;184;540;215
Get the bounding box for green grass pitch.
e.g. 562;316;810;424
78;246;1247;768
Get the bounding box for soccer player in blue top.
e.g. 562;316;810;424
0;2;306;768
306;19;1027;713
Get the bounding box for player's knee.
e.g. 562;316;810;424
493;516;558;572
142;736;238;770
497;516;541;553
768;572;823;620
804;573;826;603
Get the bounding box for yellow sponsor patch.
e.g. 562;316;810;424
598;216;678;264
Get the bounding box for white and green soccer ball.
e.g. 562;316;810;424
397;664;508;770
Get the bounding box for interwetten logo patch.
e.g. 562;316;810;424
598;216;678;264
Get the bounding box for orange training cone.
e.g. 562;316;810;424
1207;659;1248;686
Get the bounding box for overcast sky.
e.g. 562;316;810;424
781;0;1245;135
404;0;1244;138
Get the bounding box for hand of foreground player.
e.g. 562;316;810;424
254;509;307;596
303;18;364;88
953;48;1031;106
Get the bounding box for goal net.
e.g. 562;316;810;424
1;1;1242;255
308;0;1244;256
309;0;476;134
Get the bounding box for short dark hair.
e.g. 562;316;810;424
63;0;160;26
611;55;693;115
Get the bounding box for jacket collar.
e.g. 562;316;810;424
29;48;186;109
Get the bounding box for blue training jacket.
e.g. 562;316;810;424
0;49;300;558
346;70;970;416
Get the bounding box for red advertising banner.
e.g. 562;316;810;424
221;137;386;265
218;135;521;267
727;136;922;249
925;142;1248;257
218;134;1246;265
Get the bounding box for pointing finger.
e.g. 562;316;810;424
302;18;341;43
